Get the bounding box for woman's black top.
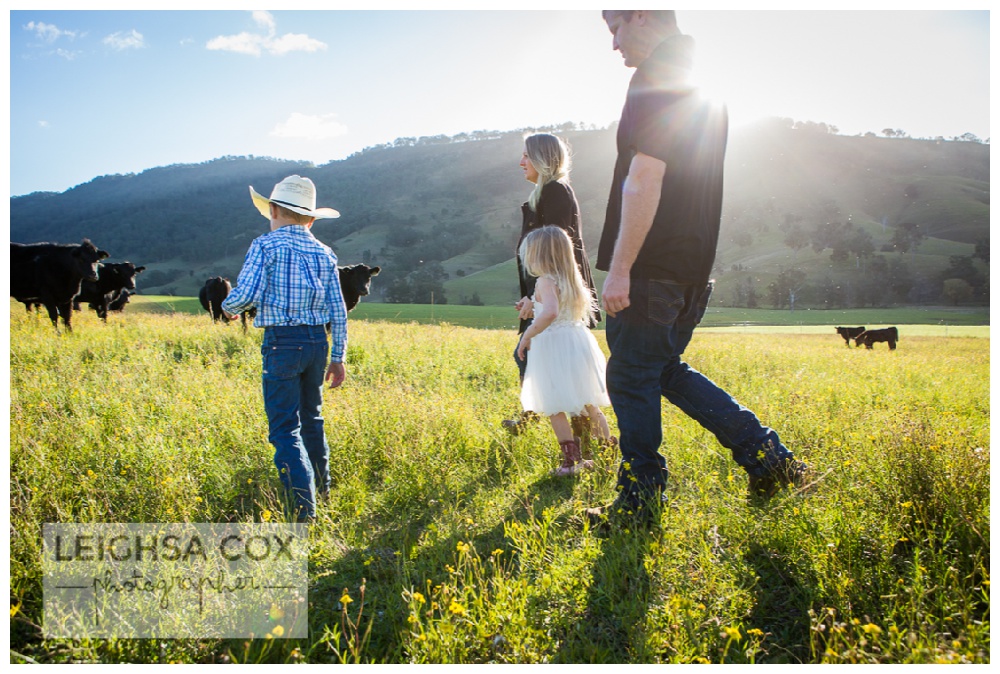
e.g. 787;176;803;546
516;180;601;334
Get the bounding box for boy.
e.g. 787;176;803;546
223;175;347;522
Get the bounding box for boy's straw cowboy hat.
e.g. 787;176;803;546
249;175;340;220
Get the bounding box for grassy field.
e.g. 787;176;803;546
128;295;989;333
9;306;990;663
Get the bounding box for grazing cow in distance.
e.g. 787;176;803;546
108;289;131;312
241;307;257;334
835;326;866;347
339;264;381;311
233;264;380;333
11;239;109;332
199;277;233;322
855;327;899;350
75;261;146;321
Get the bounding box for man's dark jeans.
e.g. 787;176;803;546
261;325;331;520
605;279;793;501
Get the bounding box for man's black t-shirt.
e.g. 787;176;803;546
597;35;729;284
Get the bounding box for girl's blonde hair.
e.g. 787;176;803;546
524;133;571;211
519;226;594;322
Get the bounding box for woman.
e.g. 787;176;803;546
504;133;601;434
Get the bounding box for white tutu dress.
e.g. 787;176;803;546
520;297;611;417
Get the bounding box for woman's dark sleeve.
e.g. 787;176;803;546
537;182;576;232
540;183;602;327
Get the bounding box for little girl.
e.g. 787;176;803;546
517;226;615;476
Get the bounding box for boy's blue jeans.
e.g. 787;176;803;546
605;279;793;502
261;325;331;520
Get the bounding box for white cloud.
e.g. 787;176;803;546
24;21;79;43
206;32;263;56
54;48;81;61
267;33;327;56
207;12;327;57
38;120;50;128
252;11;276;34
271;113;349;141
103;30;145;51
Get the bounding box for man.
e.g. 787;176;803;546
587;11;808;528
222;175;347;522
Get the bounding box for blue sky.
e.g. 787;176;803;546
7;8;991;197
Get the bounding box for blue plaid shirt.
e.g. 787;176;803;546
223;225;348;362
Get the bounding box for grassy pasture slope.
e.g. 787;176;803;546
126;295;988;335
9;304;989;663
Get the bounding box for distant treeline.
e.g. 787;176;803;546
10;117;989;308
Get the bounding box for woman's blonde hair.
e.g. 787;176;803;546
519;226;593;322
524;133;571;211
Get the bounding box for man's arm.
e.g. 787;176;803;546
601;152;667;316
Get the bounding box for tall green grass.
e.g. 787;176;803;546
9;306;989;663
129;295;989;331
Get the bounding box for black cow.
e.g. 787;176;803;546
108;289;131;312
240;307;257;334
199;277;233;322
75;262;146;321
230;264;380;333
855;327;899;350
339;264;381;311
835;326;866;347
11;239;109;332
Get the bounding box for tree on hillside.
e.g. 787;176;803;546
855;255;891;307
782;224;810;256
730;230;753;248
730;276;759;308
386;262;448;305
816;276;845;309
890;222;926;255
942;278;973;305
974;238;989;264
847;229;875;268
767;268;807;310
809;219;855;261
938;255;985;297
778;213;802;233
888;258;915;303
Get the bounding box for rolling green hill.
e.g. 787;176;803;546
10;119;988;308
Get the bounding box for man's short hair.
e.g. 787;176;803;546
602;10;677;27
